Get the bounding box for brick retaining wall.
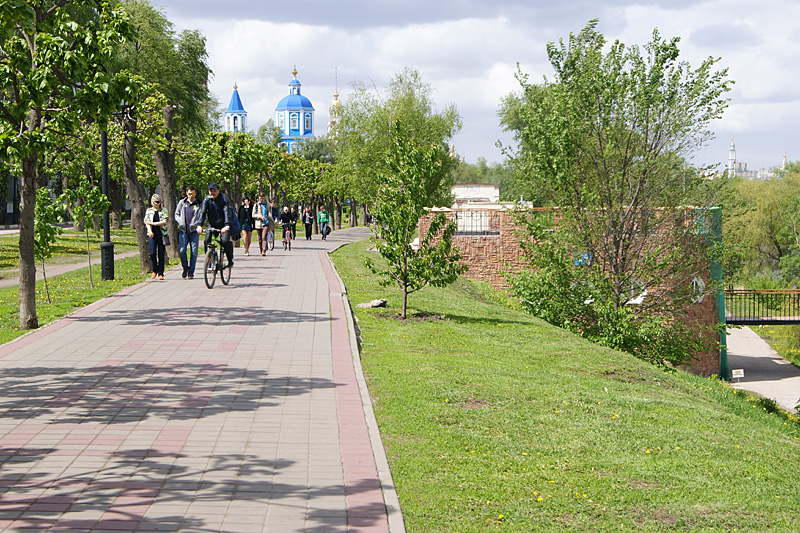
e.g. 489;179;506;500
420;208;721;377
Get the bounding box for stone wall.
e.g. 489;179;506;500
419;208;721;377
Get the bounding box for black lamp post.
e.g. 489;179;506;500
100;129;114;281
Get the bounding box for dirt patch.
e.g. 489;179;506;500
457;400;489;410
370;311;445;322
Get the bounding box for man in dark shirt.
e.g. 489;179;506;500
191;183;234;268
174;185;200;279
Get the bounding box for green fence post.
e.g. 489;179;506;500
707;207;729;380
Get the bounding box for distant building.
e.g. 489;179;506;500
275;67;315;153
225;85;247;133
452;183;500;206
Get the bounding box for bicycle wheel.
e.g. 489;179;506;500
220;251;231;285
204;249;217;289
267;229;274;250
288;236;291;251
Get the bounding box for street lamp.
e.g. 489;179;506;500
100;128;114;280
99;103;130;281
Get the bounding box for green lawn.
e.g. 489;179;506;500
0;255;154;344
0;228;139;277
332;240;800;532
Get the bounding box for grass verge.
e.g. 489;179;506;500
332;239;800;532
0;255;158;344
0;228;139;276
750;324;800;367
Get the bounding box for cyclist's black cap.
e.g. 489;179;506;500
207;183;219;190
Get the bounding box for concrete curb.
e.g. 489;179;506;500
325;242;406;533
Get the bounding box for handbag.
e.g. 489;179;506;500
162;234;171;246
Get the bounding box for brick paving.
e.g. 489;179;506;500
0;227;402;532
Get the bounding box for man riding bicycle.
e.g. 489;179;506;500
190;183;234;268
278;206;293;242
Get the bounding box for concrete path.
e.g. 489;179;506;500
726;326;800;413
0;227;404;532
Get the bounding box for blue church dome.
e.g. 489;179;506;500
275;67;315;153
275;93;314;111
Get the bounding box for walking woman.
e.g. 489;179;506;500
252;192;270;256
303;207;314;240
238;195;255;256
144;194;168;280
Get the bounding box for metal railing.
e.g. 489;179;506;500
724;289;800;325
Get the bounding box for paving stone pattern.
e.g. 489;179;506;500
0;227;394;532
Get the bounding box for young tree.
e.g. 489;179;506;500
34;188;66;304
61;176;111;289
501;20;732;364
0;0;134;329
365;122;467;319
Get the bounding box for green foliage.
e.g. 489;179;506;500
334;68;461;207
115;0;212;138
60;176;111;288
33;188;66;263
499;20;732;363
365;122;467;319
0;0;135;329
34;187;66;303
726;167;800;286
508;213;707;366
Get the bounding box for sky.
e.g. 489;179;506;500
159;0;800;172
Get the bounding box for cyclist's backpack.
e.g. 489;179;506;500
226;205;242;240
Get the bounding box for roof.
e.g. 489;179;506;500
276;94;315;111
226;87;247;114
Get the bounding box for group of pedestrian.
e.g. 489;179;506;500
144;183;333;279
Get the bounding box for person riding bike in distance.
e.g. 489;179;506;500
278;206;293;243
190;183;234;269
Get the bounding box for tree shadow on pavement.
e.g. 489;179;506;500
71;305;335;327
0;362;335;424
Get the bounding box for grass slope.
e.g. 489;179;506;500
332;240;800;532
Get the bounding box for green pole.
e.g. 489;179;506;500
708;207;729;380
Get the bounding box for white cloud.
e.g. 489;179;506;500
168;0;800;167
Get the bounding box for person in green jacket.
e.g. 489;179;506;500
318;208;330;241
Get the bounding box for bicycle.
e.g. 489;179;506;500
281;222;292;251
266;225;275;251
203;228;232;289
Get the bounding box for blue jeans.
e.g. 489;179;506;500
178;230;200;275
320;221;329;239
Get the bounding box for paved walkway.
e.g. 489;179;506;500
0;227;404;532
726;326;800;413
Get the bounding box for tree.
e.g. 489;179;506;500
335;68;462;209
114;0;212;260
33;188;66;304
61;176;111;288
0;0;134;329
501;20;732;365
365;122;467;319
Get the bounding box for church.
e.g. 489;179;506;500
225;67;341;154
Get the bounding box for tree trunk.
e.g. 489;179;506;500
336;197;343;230
19;145;39;330
109;177;123;230
154;105;179;259
122;113;150;274
350;198;358;227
